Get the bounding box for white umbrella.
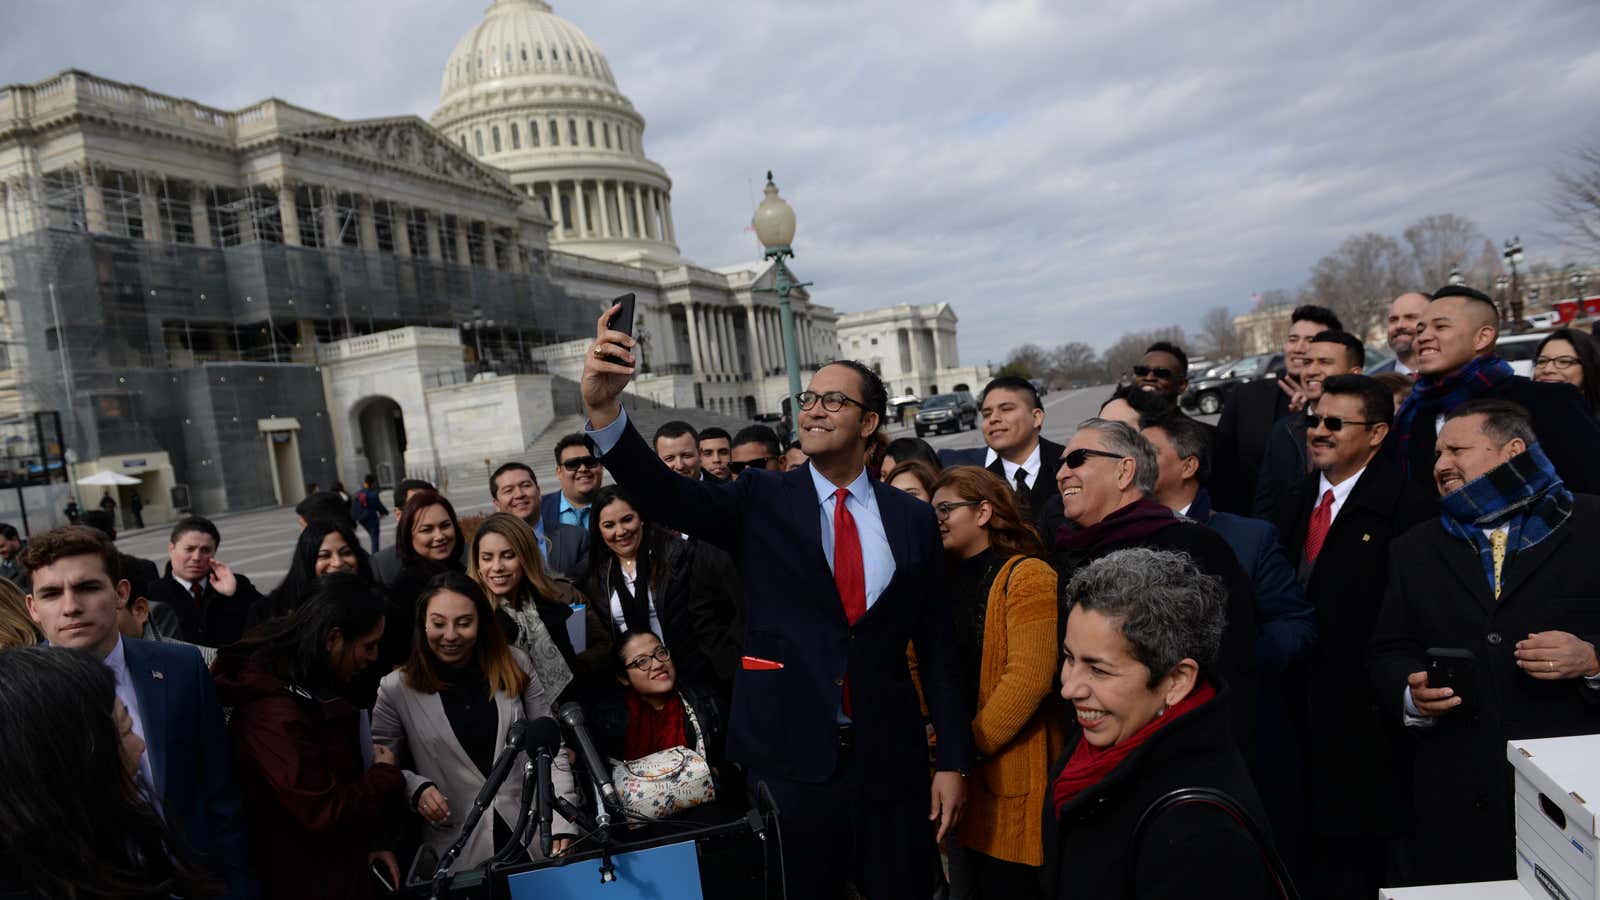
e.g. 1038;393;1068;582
76;470;142;486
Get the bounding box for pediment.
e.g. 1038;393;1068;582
285;117;518;199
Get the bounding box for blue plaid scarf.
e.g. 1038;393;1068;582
1437;442;1572;596
1393;355;1514;477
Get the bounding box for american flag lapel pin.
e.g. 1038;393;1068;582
151;670;165;680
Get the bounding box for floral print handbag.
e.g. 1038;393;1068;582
608;697;716;820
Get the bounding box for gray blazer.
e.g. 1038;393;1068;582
371;648;577;869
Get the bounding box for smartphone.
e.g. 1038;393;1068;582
370;858;396;894
1425;647;1477;710
607;292;636;338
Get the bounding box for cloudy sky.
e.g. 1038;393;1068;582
3;0;1597;364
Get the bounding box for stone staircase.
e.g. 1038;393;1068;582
439;391;762;504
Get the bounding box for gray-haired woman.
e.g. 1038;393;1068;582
1043;547;1288;900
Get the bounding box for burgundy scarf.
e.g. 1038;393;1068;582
1055;498;1181;552
623;690;687;760
1052;680;1217;815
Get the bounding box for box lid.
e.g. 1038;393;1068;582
1507;736;1600;839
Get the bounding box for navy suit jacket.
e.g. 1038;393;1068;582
599;416;975;785
540;491;563;537
124;637;256;898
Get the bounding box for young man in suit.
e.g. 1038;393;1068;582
540;434;605;535
940;375;1065;535
149;516;261;649
581;306;974;899
698;427;734;481
1274;375;1434;898
1372;400;1600;886
1253;330;1365;524
24;526;256;898
1213;304;1343;514
490;463;587;578
1389;285;1600;494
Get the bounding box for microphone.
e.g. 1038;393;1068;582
556;702;619;809
526;718;560;858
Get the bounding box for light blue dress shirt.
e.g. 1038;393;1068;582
558;493;590;531
104;636;164;819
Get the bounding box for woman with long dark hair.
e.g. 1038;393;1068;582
580;486;715;690
380;489;465;675
212;572;405;899
372;572;580;867
1534;327;1600;417
0;646;220;899
471;512;603;706
930;466;1060;899
250;518;372;626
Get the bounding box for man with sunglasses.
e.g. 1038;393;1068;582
540;434;606;538
1253;330;1365;523
578;305;973;900
1272;374;1433;898
1133;340;1190;401
729;424;782;478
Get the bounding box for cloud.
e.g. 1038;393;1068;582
3;0;1596;363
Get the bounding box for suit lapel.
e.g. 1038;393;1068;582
1498;520;1571;604
124;640;169;794
859;481;913;625
790;467;848;625
1432;532;1496;614
420;689;484;777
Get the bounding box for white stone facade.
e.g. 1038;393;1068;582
835;302;986;398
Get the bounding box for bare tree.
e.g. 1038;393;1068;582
1255;288;1298;310
1549;144;1600;262
1048;342;1100;385
1403;213;1486;290
998;343;1052;380
1197;306;1242;361
1101;326;1186;383
1308;233;1408;341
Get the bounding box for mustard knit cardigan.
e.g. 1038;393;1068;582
955;555;1063;867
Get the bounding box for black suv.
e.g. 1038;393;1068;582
914;391;977;436
1180;353;1284;415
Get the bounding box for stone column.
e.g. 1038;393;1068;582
746;306;766;376
707;308;725;373
596;181;613;239
615;182;632;238
684;303;706;374
276;180;301;247
190;182;213;247
632;185;647;241
392;205;411;258
572;179;589;239
81;163;107;234
320;187;341;247
548;183;565;236
357;195;379;251
483;223;498;271
454;216;471;266
662;194;676;244
424;210;444;261
138;174;164;243
722;310;740;374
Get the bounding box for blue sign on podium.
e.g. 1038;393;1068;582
502;840;705;899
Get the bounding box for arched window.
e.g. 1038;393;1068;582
536;45;544;61
549;119;559;146
459;135;467;150
565;48;573;62
568;118;577;145
602;122;611;149
586;120;595;146
491;126;502;153
520;45;528;62
509;123;520;149
529;120;541;147
474;130;484;155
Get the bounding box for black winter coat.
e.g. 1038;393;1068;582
1370;493;1600;885
1043;683;1280;900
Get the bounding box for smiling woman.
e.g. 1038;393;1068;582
378;490;467;680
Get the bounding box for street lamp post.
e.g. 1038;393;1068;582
751;172;812;443
1503;237;1525;329
1447;267;1466;286
1571;268;1589;308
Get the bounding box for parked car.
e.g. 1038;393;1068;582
1029;378;1049;398
1496;331;1550;377
1180;352;1284;415
915;391;977;436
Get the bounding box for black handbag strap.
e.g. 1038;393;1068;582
1131;787;1300;900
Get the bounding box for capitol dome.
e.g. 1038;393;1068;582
432;0;679;262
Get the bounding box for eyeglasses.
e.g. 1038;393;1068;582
560;456;601;472
729;457;771;475
624;646;672;671
1534;355;1581;371
1133;365;1175;380
1064;448;1126;468
1305;413;1373;432
934;500;982;521
797;390;866;413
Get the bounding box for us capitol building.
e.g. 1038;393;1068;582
0;0;983;522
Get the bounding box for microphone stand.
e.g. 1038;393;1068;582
485;759;537;870
592;782;616;885
430;735;525;900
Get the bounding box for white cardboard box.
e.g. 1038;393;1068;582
1507;735;1600;900
1380;883;1527;899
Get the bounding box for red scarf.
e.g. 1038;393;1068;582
623;690;687;760
1051;680;1217;816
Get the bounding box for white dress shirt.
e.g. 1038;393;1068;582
984;442;1042;492
1317;464;1367;527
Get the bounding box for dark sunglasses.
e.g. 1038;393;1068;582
1064;448;1126;468
730;457;772;475
560;456;602;471
1133;365;1175;380
1305;413;1372;432
797;390;866;413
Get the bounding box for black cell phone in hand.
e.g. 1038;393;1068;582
1425;647;1477;710
607;292;636;338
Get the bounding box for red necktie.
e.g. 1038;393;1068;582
832;488;866;715
1304;489;1335;564
190;581;205;610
